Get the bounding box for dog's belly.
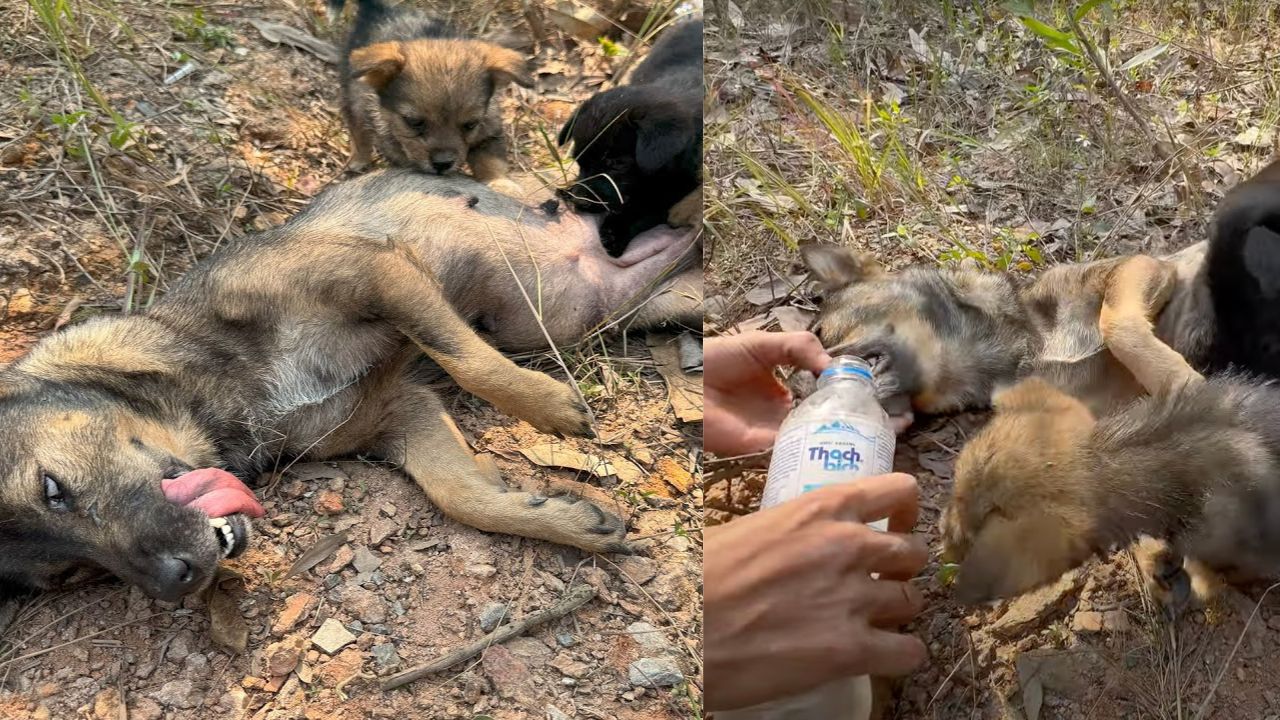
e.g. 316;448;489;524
263;319;399;418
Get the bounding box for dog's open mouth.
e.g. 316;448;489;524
161;468;264;560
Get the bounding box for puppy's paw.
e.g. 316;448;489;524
510;371;596;438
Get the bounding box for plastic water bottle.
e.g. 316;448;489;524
762;355;896;522
718;356;894;720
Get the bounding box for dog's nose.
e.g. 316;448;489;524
429;152;457;175
431;161;454;174
153;554;203;598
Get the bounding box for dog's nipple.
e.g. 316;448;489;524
540;199;560;216
466;195;479;209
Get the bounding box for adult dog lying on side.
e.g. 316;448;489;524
0;170;700;601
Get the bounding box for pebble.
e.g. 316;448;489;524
371;643;399;669
167;630;195;662
626;621;671;653
272;592;315;635
380;502;397;517
628;657;684;688
130;698;163;720
556;633;576;648
264;636;307;676
149;678;201;709
353;546;384;574
314;491;345;515
327;545;355;574
344;587;388;624
369;519;397;546
1072;611;1103;633
618;556;658;584
465;563;498;578
323;574;342;590
479;603;509;633
547;706;571;720
311;618;357;655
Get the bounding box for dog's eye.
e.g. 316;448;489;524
44;473;70;512
403;116;427;134
461;120;480;133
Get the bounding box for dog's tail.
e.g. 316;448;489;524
325;0;391;24
1205;167;1280;376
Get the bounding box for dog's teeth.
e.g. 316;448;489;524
209;517;227;528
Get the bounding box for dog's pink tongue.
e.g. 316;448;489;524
162;468;264;519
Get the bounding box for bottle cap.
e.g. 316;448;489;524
819;355;874;382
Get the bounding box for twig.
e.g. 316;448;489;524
381;584;596;691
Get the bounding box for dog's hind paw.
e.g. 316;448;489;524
550;495;630;554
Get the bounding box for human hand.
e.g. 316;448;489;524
703;474;928;711
704;331;831;456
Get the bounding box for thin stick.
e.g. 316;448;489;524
381;584;596;691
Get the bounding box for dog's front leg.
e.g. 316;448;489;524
1100;256;1203;394
376;383;630;554
374;243;595;438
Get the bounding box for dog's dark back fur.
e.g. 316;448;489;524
1205;160;1280;377
331;0;455;50
557;19;703;256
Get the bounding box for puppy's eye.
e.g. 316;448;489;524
461;120;480;133
403;116;427;134
44;473;70;512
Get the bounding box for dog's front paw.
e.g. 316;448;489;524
511;371;596;438
549;494;631;554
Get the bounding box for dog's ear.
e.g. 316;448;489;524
635;111;696;173
484;45;534;89
801;244;883;292
557;107;580;147
954;511;1090;604
350;42;405;91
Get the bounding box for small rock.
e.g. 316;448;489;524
344;587;388;625
507;637;552;666
90;688;124;720
311;618;357;655
628;657;684;688
555;633;576;648
483;645;536;706
324;573;342;590
551;655;591;679
314;491;345;515
371;643;399;669
618;556;658;585
130;698;163;720
990;571;1084;639
465;563;498;579
626;621;671;653
264;635;308;676
273;592;316;635
479;603;509;633
547;706;571;720
352;546;383;574
150;678;201;709
369;519;397;546
316;647;364;686
1102;608;1130;632
167;630;195;662
380;503;397;517
1072;611;1103;634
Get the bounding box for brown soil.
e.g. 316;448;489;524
0;1;702;718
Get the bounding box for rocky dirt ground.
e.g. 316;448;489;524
0;0;702;718
706;1;1280;719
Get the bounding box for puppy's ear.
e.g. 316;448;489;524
635;112;696;173
954;512;1090;604
484;45;534;89
350;42;405;91
800;244;882;292
557;107;580;147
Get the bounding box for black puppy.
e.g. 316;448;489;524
557;18;703;257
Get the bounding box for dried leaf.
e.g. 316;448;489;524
284;531;348;580
520;443;644;484
743;276;798;306
769;306;814;332
654;457;694;494
647;334;703;423
1233;126;1274;148
248;20;339;64
917;451;954;480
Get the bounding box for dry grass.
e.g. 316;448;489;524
706;1;1280;718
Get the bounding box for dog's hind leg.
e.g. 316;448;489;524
373;240;595;438
377;384;630;553
1100;256;1203;394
